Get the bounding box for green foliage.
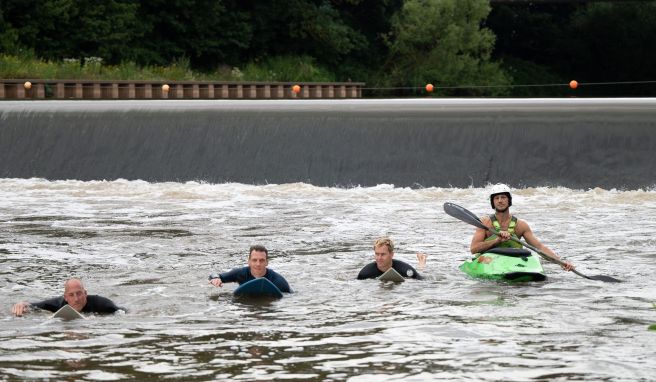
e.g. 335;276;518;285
565;1;656;96
134;0;252;68
488;1;656;97
0;0;142;63
242;1;369;66
381;0;510;96
3;0;655;96
0;53;337;82
500;56;567;97
241;56;335;82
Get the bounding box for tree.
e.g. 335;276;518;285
134;0;251;68
566;1;656;96
380;0;510;96
0;0;142;62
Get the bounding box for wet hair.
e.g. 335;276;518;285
373;237;394;253
249;245;269;259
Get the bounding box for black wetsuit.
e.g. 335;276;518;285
210;267;292;293
31;295;124;314
357;259;424;280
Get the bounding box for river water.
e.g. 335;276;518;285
0;179;654;381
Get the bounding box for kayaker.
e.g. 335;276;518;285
12;278;125;316
357;237;426;279
208;244;292;293
470;184;575;271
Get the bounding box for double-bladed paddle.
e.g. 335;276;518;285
443;202;621;283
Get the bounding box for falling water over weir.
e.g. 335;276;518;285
1;98;656;189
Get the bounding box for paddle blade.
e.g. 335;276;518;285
587;275;622;283
443;202;488;231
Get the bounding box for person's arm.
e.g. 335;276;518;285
11;302;30;316
520;222;575;271
12;297;64;316
208;272;223;287
470;217;510;254
395;261;424;280
411;265;424;280
357;263;380;280
209;267;244;287
416;253;427;270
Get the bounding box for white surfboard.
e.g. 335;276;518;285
378;267;405;282
51;304;86;321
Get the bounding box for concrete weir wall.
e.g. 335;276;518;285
1;99;655;189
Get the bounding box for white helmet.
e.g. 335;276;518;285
490;183;512;209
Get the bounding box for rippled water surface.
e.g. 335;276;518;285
1;179;654;381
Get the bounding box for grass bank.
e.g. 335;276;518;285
0;53;336;82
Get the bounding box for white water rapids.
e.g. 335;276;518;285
0;179;654;381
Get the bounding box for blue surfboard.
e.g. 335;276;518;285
234;278;283;298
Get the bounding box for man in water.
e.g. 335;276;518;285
357;237;426;280
470;183;575;271
12;278;125;316
209;244;292;293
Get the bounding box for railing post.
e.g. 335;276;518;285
144;84;152;99
56;83;65;98
15;83;25;99
273;85;284;99
92;83;101;99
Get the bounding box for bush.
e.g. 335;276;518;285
0;53;337;82
240;55;335;82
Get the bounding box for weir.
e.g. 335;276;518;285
1;99;655;189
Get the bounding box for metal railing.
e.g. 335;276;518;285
0;80;364;100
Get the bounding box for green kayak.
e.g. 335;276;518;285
460;247;546;282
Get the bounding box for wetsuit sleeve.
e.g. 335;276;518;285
84;295;124;314
393;260;424;280
218;267;250;285
31;297;65;313
357;263;382;280
267;270;292;293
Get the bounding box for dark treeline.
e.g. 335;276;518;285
1;0;655;96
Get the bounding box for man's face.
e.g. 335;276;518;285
493;194;509;213
248;250;268;276
374;245;394;271
64;280;88;312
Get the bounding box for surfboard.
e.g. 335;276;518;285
51;304;86;321
378;267;405;282
234;278;284;298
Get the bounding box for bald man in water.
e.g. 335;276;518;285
11;278;124;316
